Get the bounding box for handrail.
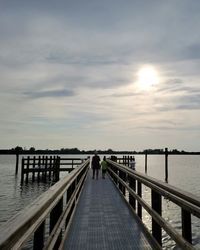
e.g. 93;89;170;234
107;159;200;249
0;159;90;250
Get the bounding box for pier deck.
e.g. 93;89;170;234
64;170;154;250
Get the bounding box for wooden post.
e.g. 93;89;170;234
129;176;136;210
32;156;36;182
15;153;19;175
26;156;30;183
181;208;192;243
119;171;126;196
137;181;142;219
44;156;48;181
72;159;74;169
49;156;52;180
119;170;123;192
54;156;60;182
21;157;24;185
145;151;147;174
33;220;45;250
42;156;45;179
165;148;168;182
38;156;41;182
152;190;162;246
50;198;63;248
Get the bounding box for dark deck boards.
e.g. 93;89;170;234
64;170;154;249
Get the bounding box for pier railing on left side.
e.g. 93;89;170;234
0;159;90;250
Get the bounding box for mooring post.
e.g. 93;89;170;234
15;153;19;175
145;151;148;174
165;148;168;182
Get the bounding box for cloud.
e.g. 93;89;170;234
24;89;75;99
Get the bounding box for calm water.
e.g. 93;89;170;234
0;154;200;249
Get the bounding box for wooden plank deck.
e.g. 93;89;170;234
64;169;154;250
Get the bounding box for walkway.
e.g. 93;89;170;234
64;170;154;250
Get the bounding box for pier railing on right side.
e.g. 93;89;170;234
107;159;200;249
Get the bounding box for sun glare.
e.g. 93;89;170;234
137;66;159;90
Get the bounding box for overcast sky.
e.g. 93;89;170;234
1;0;200;151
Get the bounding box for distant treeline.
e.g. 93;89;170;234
0;146;200;155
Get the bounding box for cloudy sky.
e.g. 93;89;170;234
1;0;200;151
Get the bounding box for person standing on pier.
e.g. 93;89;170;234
92;151;101;180
101;156;108;179
129;156;136;170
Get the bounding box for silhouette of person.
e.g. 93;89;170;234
101;156;108;179
91;151;101;180
129;156;136;170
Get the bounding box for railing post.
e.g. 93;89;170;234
165;148;168;182
151;190;162;246
112;165;118;185
33;221;45;250
118;169;123;192
120;170;126;196
182;208;192;243
50;198;63;248
137;181;142;219
145;151;147;174
129;176;136;210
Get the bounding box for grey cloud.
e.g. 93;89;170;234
139;125;200;131
24;89;75;99
157;79;200;95
156;93;200;112
109;93;140;98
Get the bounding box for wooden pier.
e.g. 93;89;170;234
0;158;200;249
20;155;88;184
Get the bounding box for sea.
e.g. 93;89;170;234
0;154;200;249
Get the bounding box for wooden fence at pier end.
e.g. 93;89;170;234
21;155;88;184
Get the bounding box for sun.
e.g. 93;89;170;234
137;66;159;90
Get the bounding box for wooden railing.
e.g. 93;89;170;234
107;159;200;250
0;159;90;250
21;156;88;184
